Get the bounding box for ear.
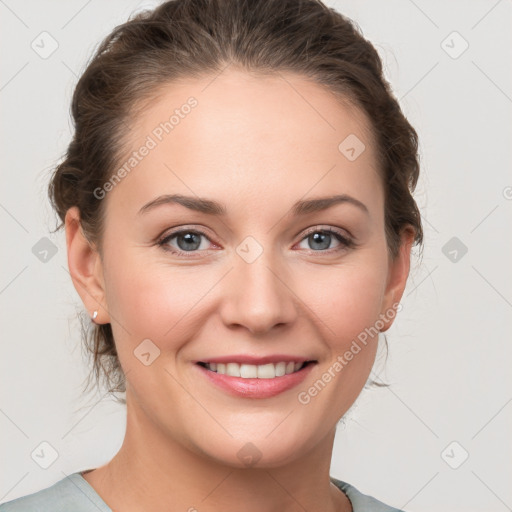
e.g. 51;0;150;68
379;226;415;332
65;206;110;324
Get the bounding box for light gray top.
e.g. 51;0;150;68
0;472;406;511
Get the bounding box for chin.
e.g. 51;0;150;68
190;427;319;470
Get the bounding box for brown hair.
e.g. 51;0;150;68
49;0;423;403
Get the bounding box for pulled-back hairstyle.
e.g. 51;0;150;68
48;0;423;403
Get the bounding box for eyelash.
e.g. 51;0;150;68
156;226;355;258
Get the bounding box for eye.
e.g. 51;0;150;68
157;228;214;257
296;227;354;253
157;226;354;258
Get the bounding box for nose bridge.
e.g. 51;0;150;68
220;237;296;334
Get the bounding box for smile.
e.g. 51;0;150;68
197;361;312;379
195;359;317;399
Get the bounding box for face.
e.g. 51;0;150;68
67;68;412;468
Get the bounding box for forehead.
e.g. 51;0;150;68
107;69;382;218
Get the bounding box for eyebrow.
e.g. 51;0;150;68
138;193;369;217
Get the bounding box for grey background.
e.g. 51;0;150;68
1;1;511;510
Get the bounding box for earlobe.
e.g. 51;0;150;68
65;206;110;325
379;227;415;332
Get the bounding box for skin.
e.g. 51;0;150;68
65;68;414;512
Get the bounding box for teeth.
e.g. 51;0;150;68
226;362;240;377
275;362;286;377
240;364;258;378
205;361;306;378
257;364;275;379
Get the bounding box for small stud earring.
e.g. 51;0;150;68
92;310;98;321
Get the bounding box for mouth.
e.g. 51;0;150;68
195;358;317;399
196;360;315;379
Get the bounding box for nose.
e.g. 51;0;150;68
218;251;298;336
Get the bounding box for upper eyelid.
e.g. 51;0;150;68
300;225;352;239
158;226;214;244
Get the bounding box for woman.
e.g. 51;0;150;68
0;0;423;510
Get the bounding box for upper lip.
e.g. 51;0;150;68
195;355;316;365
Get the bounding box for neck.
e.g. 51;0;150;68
83;392;351;512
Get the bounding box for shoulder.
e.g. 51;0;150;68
0;473;111;512
330;476;407;512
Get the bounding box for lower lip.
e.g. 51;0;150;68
195;363;315;399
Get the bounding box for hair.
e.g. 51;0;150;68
48;0;423;404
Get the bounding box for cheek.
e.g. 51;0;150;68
295;258;388;349
109;271;194;330
102;252;223;367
